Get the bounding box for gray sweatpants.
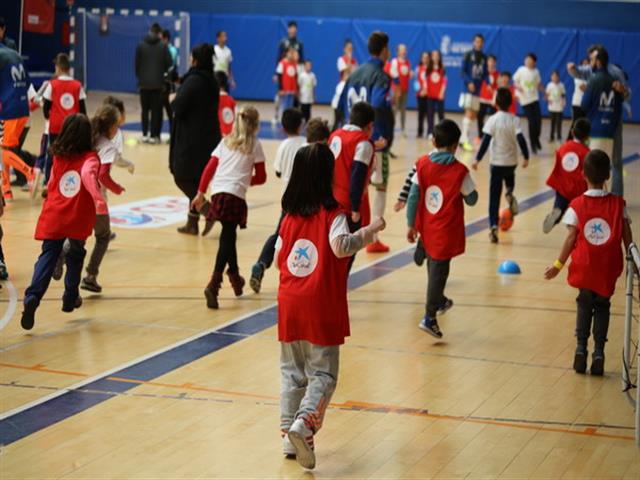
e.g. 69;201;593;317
86;214;111;276
280;341;339;433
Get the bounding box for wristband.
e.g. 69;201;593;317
553;259;564;270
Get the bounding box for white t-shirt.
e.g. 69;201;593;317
513;66;541;106
482;111;523;166
213;45;233;74
331;81;346;109
273;136;307;190
572;78;587;107
210;139;266;199
546;81;566;113
298;71;317;105
113;129;124;155
95;135;118;165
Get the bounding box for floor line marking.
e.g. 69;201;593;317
0;280;18;331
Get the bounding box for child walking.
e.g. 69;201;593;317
513;53;543;154
298;60;317;123
276;143;385;469
545;150;635;375
406;119;478;338
473;88;529;244
191;106;266;309
546;70;566;142
543;118;590;233
20;114;103;330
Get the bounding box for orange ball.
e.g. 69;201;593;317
499;208;514;231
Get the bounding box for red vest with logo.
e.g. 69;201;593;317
393;58;411;92
546;140;589;201
480;71;499;103
278;59;298;93
35;151;98;241
339;54;357;80
277;208;351;345
49;78;82;134
427;67;447;100
416;65;428;97
218;92;236;137
567;194;624;297
415;155;469;261
329;128;374;226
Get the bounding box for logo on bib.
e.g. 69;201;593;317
59;171;81;198
400;64;409;76
222;107;234;125
584;218;611;246
287;239;318;277
561;152;579;172
60;93;76;110
329;136;342;159
425;185;443;214
430;72;441;83
286;65;296;77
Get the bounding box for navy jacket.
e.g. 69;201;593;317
0;44;30;120
581;67;622;139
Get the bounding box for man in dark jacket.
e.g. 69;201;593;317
135;23;172;144
0;18;18;52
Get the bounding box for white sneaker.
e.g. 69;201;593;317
543;207;563;234
288;417;315;469
141;135;150;144
282;433;296;457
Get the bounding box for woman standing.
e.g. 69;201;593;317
170;43;221;235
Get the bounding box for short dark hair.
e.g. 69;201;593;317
191;43;214;71
161;29;171;40
344;38;352;47
495;87;513;111
288;21;297;28
583;150;610;185
526;52;537;63
488;54;497;62
49;114;93;158
594;47;609;67
350;102;375;129
433;119;461;149
551;69;559;76
281;108;304;135
150;23;162;35
103;95;125;115
0;17;6;29
368;31;389;56
572;118;591;141
500;70;512;78
282;143;339;217
216;30;225;39
53;53;71;71
306;118;330;143
474;33;484;41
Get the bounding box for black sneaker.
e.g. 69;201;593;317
413;240;426;267
573;346;587;374
62;295;83;313
590;351;605;376
418;316;443;339
505;192;519;215
250;262;265;294
489;227;499;244
52;255;64;281
109;231;117;241
437;297;454;315
21;296;39;330
81;276;102;293
0;260;8;280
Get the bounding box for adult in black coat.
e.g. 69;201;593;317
170;43;221;235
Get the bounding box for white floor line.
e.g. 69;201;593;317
0;280;18;331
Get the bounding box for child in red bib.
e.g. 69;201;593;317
496;71;517;115
389;44;412;136
543;118;590;233
478;54;499;134
407;119;478;338
215;72;236;137
545;150;634;376
276;143;385;469
425;50;447;139
21;114;104;330
276;47;299;122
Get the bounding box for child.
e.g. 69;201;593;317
415;52;429;138
426;49;447;140
543;118;590;233
305;117;330;145
544;150;634;375
191;106;266;309
276;143;385;469
298;60;317;123
406;119;478;338
389;44;412;137
513;53;542;154
331;78;347;132
80;104;125;293
568;58;589;139
250;108;306;294
216;71;236;137
337;39;357;81
496;71;517;115
473;88;529;244
20;114;103;330
103;96;135;175
276;48;299;124
546;70;566;142
478;54;499;134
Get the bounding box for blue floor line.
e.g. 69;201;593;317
1;152;638;446
121;120;288;140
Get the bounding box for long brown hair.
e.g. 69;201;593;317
49;114;93;158
427;50;445;75
91;104;120;147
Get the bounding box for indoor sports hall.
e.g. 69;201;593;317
1;1;639;478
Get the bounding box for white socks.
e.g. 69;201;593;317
461;116;472;143
371;189;387;242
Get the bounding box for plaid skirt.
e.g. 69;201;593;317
207;192;248;229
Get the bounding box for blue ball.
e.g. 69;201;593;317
498;260;521;275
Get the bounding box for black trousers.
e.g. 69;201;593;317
163;83;174;134
417;97;428;136
426;255;451;318
44;133;58;183
300;103;312;123
427;98;445;136
567;106;586;140
140;88;163;138
215;221;239;274
332;108;344;132
477;103;496;136
489;165;516;228
174;178;199;215
257;210;286;269
549;112;562;141
522;101;542;150
576;288;611;352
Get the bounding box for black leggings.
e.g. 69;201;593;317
549;112;562;141
477;103;496;137
522;101;542;149
417;97;428;136
174;178;199;215
215;222;238;274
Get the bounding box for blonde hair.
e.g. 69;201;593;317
224;105;260;154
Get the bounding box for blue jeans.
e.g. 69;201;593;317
489;165;516;228
257;210;286;269
278;93;296;123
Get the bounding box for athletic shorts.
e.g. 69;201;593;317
459;93;480;112
1;117;29;148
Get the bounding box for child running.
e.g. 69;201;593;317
543;118;590;233
276;143;385;469
544;150;635;375
20;114;103;330
191;106;266;309
406;119;478;338
473;88;529;244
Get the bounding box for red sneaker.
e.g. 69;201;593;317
366;240;390;253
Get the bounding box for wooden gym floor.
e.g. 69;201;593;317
1;93;639;479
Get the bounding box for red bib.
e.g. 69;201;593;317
415;155;469;261
567;194;624;297
49;78;82;134
546;140;589;201
480;71;499;103
339;54;357;80
427;67;447;100
393;58;411;92
277;208;351;345
278;59;298;93
218;92;236;137
35;151;98;241
416;65;428;97
329;128;374;226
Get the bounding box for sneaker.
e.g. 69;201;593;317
389;151;397;159
505;192;519;215
413;240;426;267
147;137;160;145
288;417;316;469
461;141;474;152
81;276;102;293
52;254;64;281
282;432;296;458
573;346;587;374
543;208;563;234
590;351;605;376
62;295;83;313
141;135;151;144
366;240;390;254
21;296;39;330
0;260;8;280
3;190;13;202
489;226;499;244
250;262;265;294
437;297;454;315
109;231;117;241
418;316;443;339
41;188;48;199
